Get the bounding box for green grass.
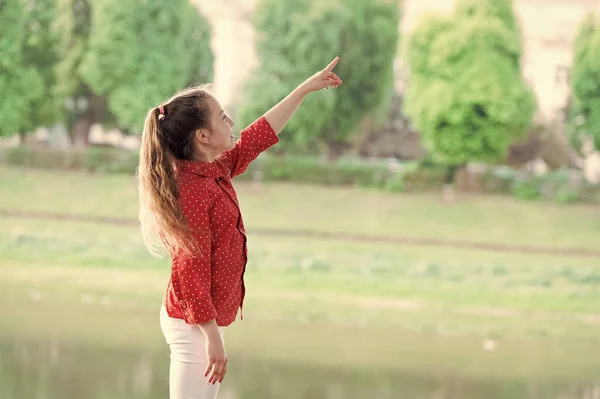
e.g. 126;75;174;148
2;217;600;316
2;166;600;249
1;166;600;382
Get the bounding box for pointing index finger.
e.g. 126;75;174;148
325;56;339;72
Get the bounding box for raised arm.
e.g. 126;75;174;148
218;57;343;178
264;56;343;135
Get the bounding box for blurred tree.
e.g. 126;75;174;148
19;0;62;142
0;0;45;138
237;0;400;159
183;4;214;88
570;13;600;152
79;0;213;135
404;0;535;186
54;0;97;147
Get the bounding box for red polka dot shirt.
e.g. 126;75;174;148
163;116;279;326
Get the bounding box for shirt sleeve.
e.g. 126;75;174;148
173;184;217;325
218;116;279;179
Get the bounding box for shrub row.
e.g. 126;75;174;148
2;146;138;174
2;146;596;204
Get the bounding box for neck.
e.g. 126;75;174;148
192;150;217;163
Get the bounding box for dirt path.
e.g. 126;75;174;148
3;208;600;258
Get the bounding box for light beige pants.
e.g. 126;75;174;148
160;306;225;399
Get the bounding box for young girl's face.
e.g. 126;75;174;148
206;97;236;154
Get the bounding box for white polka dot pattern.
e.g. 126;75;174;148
164;117;279;326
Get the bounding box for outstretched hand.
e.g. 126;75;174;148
300;57;343;94
263;56;344;135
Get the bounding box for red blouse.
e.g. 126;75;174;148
163;116;279;326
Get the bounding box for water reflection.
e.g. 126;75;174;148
1;339;598;399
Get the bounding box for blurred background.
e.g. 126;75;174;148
1;0;600;398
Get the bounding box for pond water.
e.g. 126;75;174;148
1;338;598;399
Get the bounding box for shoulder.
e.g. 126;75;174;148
213;158;232;179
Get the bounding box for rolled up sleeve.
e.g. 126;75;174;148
219;116;279;179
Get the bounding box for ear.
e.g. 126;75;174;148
195;128;211;144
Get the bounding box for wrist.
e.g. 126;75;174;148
202;328;220;337
295;82;311;97
198;319;221;339
205;333;222;342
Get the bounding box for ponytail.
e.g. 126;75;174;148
137;107;199;258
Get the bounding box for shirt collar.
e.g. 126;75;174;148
175;159;225;178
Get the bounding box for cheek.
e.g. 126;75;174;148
221;127;233;145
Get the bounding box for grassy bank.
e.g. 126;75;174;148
1;166;600;383
2;166;599;249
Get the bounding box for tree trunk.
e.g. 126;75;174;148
72;113;92;149
327;146;339;162
442;164;465;203
67;89;99;149
326;140;346;162
18;131;26;146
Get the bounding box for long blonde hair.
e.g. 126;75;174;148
137;85;213;257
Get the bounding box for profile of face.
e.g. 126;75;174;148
195;97;236;159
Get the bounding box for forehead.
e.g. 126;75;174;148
206;96;224;117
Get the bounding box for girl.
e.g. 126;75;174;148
137;57;342;399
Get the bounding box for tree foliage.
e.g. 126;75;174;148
571;13;600;151
404;0;535;167
21;0;62;132
238;0;400;156
0;0;45;136
53;0;99;146
80;0;213;134
54;0;92;104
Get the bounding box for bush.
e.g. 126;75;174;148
3;146;139;174
509;169;592;204
242;154;394;187
1;147;440;191
2;146;597;203
512;176;542;200
481;165;519;193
